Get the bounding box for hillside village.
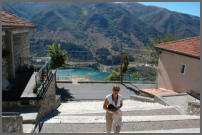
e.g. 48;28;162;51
2;2;200;134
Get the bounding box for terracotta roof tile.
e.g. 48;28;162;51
2;11;35;28
155;36;200;58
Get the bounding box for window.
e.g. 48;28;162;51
180;64;186;74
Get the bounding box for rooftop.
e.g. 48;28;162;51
2;11;35;28
155;36;200;59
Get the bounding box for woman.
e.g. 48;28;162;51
103;85;123;134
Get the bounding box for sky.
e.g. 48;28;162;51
138;2;200;17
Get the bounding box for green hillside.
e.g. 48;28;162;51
3;2;200;65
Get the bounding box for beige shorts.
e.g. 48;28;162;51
106;111;121;133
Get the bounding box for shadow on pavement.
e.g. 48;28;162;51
121;83;140;95
56;85;75;102
41;109;60;122
36;87;74;132
36;109;60;132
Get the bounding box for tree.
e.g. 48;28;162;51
146;33;178;66
47;40;67;69
120;54;129;83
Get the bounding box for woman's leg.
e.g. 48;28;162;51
116;126;121;134
106;111;113;133
116;111;122;134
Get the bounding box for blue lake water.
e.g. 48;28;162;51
56;68;141;81
56;68;110;81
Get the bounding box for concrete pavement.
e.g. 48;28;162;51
38;99;200;133
32;83;200;133
56;83;156;100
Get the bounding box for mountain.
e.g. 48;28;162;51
2;2;200;64
29;2;162;46
119;3;200;39
2;2;52;20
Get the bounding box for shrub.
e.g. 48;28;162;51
105;71;120;81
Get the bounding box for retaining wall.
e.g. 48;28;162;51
36;70;59;121
2;115;23;133
187;102;200;115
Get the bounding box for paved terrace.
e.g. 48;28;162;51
56;82;156;100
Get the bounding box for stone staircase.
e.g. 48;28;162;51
37;99;200;133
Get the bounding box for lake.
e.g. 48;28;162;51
56;68;110;81
56;68;141;81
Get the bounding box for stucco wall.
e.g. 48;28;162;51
157;51;200;94
2;115;23;133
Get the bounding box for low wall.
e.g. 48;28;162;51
2;99;41;108
36;70;58;121
130;95;155;102
56;80;156;84
139;90;155;98
2;115;23;133
187;102;200;115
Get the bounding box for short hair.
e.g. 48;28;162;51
113;84;120;91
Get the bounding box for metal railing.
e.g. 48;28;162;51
17;56;51;67
34;57;53;97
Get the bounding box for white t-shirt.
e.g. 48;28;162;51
106;94;122;108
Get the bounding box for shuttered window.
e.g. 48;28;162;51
180;64;186;74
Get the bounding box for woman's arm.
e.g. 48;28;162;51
103;98;119;114
103;98;109;111
103;98;116;113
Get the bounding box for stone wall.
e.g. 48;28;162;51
2;31;31;86
2;115;23;133
2;35;8;79
2;99;42;108
2;59;8;79
36;70;58;121
187;102;200;115
13;32;31;68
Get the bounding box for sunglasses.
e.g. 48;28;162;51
113;89;120;92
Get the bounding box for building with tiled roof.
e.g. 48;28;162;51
155;36;200;59
2;11;59;134
155;36;200;97
2;11;35;88
2;11;35;28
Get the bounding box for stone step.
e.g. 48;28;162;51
57;99;175;114
57;107;181;116
40;119;200;133
44;115;199;123
23;124;35;133
121;128;200;133
3;107;39;124
57;106;177;115
21;112;38;124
